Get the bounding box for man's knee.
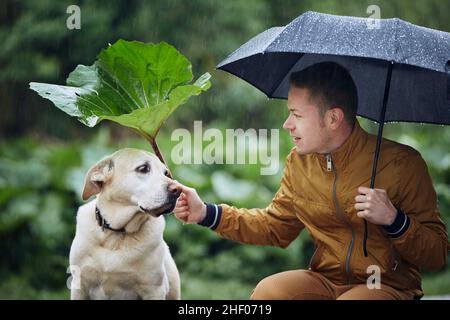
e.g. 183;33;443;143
250;278;273;300
337;284;414;300
250;270;327;300
250;276;281;300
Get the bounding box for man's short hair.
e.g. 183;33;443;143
289;62;358;127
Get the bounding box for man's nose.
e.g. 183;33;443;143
283;115;294;130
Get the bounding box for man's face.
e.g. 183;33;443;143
283;86;331;155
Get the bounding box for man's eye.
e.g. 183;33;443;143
294;114;302;119
136;164;150;174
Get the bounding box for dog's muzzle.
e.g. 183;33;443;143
140;191;180;217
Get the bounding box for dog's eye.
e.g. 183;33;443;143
164;170;170;177
136;164;150;174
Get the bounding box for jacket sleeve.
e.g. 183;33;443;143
213;152;305;248
391;151;449;271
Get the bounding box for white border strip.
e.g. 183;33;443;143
388;213;408;235
208;204;219;229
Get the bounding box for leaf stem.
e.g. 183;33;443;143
149;137;173;179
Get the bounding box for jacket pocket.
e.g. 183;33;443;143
351;235;399;284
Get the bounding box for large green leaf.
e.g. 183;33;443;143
29;40;211;139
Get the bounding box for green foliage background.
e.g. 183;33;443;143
0;0;449;299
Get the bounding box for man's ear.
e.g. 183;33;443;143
327;107;345;129
82;157;114;201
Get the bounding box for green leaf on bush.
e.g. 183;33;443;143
29;40;211;140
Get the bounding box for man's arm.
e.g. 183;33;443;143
173;153;305;248
389;152;449;271
355;151;448;271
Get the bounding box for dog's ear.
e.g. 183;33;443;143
82;157;114;201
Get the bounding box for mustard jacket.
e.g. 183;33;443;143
211;121;448;297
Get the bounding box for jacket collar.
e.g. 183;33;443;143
316;120;369;172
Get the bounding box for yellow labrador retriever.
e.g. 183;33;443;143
69;148;181;300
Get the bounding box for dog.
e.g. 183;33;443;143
69;148;181;299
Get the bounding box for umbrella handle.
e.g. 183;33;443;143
364;61;394;257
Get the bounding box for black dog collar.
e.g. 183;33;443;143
95;207;126;233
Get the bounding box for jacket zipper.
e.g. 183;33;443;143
326;153;356;284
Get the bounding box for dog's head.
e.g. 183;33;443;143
82;148;181;217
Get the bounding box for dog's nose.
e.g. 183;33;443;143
168;184;181;198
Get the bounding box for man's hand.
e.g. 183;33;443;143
171;181;207;224
354;186;397;226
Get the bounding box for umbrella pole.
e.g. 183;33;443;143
364;61;394;257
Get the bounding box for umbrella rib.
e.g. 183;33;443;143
267;54;305;97
263;26;287;53
394;18;400;61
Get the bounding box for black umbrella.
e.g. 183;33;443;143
217;11;450;256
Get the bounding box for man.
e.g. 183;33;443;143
172;62;448;300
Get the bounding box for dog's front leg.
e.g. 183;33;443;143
71;288;89;300
141;293;167;300
140;286;168;300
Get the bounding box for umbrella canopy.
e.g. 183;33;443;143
217;11;450;257
217;11;450;125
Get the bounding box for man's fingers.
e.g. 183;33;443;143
176;206;189;213
374;188;387;194
357;210;369;218
179;185;193;195
174;206;189;214
354;195;366;203
354;202;370;211
176;212;189;218
169;180;192;194
357;186;372;195
176;193;187;204
174;210;189;219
